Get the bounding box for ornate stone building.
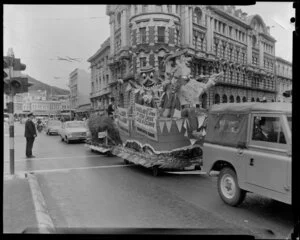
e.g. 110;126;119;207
103;5;282;109
275;57;292;102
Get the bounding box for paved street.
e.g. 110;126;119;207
4;122;294;238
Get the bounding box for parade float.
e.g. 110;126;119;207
110;49;224;176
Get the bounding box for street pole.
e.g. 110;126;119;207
8;59;15;175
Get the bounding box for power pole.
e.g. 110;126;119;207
7;49;15;175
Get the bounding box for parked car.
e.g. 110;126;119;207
45;120;62;135
59;121;87;144
202;102;291;206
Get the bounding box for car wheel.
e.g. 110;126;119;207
217;167;246;207
66;137;69;144
61;135;64;141
124;159;130;165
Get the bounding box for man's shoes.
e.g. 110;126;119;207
27;155;36;158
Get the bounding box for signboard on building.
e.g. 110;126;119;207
134;103;158;141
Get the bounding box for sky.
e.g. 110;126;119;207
3;3;294;90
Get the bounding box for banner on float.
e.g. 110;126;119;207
134;103;158;141
117;107;130;136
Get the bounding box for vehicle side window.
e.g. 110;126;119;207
252;116;286;144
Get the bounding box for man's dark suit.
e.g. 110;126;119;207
24;119;37;157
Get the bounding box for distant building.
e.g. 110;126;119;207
87;37;112;113
275;57;292;102
69;68;91;110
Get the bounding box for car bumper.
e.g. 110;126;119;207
67;136;86;140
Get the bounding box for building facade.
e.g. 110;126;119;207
103;5;284;109
275;57;292;102
69;68;91;110
87;38;112;112
11;91;71;116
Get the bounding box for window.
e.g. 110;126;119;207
176;29;180;45
158;56;164;72
223;24;226;34
229;26;232;37
229;49;232;61
142;5;148;13
236;50;239;62
194;35;198;49
167;5;172;13
134;5;138;14
156;5;163;12
252;116;286;144
157;26;165;43
140;57;147;68
176;5;180;14
229;95;234;103
140;27;146;43
117;12;121;27
214;94;220;104
194;7;202;24
215;43;218;56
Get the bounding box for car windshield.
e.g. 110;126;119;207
49;121;62;126
66;122;85;128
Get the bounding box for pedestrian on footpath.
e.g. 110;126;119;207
24;113;37;158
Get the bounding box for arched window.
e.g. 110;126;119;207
201;93;207;109
236;96;241;103
252;35;257;47
194;7;202;25
222;94;228;103
242;97;247;102
272;99;275;102
214;94;220;104
230;95;234;103
256;98;260;102
251;98;255;102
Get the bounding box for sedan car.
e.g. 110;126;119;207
45;120;62;135
59;121;87;144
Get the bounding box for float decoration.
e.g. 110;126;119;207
112;48;223;173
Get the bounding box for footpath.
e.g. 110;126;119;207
3;174;38;233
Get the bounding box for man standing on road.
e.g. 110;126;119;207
24;113;37;158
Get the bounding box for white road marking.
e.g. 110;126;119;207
3;154;105;163
7;164;132;174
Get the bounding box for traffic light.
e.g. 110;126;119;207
3;56;31;95
12;58;26;71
